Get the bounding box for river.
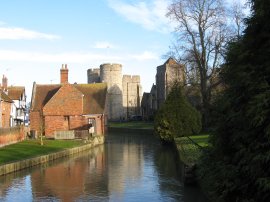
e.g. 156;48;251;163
0;132;208;202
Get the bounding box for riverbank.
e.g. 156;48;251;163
0;136;104;176
174;135;209;184
0;139;84;164
108;127;154;134
108;121;154;134
108;121;154;129
174;135;209;166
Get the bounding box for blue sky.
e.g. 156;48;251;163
0;0;248;102
0;0;174;100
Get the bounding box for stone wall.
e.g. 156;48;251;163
122;75;142;119
87;63;143;121
87;68;100;83
100;64;124;120
156;58;185;109
156;65;166;109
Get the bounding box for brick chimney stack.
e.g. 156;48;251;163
2;75;8;91
60;64;69;84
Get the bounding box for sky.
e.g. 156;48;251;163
0;0;248;102
0;0;174;101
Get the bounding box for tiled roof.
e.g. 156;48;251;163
74;83;107;114
31;84;61;111
7;86;25;100
31;83;107;115
1;91;13;103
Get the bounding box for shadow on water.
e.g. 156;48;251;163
153;144;208;202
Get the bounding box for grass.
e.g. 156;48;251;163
189;135;209;147
0;139;84;165
174;134;209;166
108;121;154;129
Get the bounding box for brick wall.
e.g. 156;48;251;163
69;116;88;130
44;116;66;138
43;84;83;116
1;101;11;128
30;111;41;135
60;66;69;84
44;115;91;137
0;126;24;147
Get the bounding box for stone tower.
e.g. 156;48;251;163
122;75;142;119
100;63;124;120
87;68;100;83
156;58;185;109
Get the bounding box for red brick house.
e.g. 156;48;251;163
30;65;107;138
0;75;27;126
0;90;13;128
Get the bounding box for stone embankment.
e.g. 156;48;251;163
0;136;104;176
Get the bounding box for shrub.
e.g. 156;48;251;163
154;82;201;143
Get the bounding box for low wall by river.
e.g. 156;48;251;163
0;135;104;176
0;126;26;147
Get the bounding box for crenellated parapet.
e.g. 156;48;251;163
87;63;142;121
87;68;100;83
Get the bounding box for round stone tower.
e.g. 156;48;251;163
100;63;123;120
87;68;100;83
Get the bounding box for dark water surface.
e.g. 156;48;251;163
0;132;208;202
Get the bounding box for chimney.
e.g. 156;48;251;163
60;64;69;84
2;75;8;91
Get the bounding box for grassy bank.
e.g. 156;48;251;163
0;139;84;165
109;121;154;129
174;135;209;166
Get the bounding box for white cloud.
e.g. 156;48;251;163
0;49;158;63
0;27;60;40
0;50;121;63
130;51;159;61
108;0;172;33
94;41;116;49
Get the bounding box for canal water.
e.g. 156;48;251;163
0;132;208;202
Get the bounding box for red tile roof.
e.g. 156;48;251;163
31;83;107;115
31;84;61;111
74;83;107;114
0;91;13;103
7;86;25;100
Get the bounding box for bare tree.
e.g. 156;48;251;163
231;0;247;39
167;0;230;127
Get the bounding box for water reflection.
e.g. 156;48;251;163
0;132;207;202
31;146;107;202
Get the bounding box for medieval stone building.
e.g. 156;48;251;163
87;63;142;121
156;58;185;109
141;84;157;120
141;58;185;120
